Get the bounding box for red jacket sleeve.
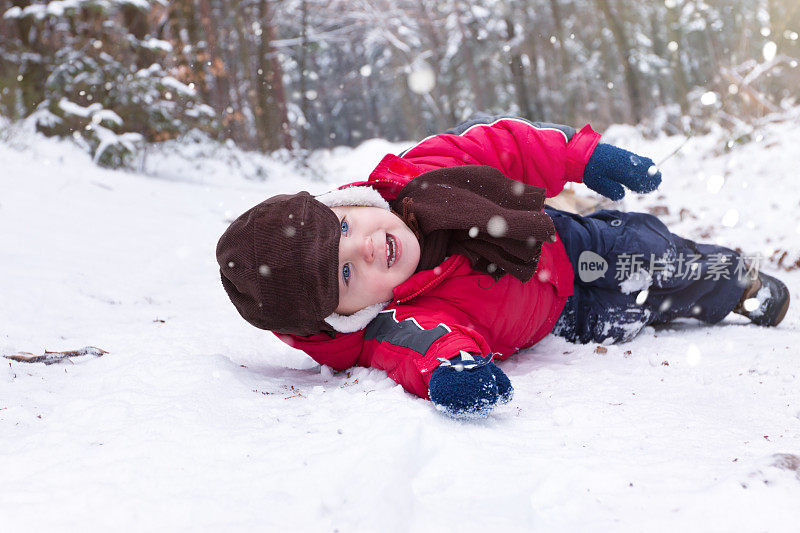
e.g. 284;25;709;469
400;118;601;198
359;307;493;399
274;330;363;371
277;305;493;400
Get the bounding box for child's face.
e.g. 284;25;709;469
330;205;420;315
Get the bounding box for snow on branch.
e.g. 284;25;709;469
4;346;108;365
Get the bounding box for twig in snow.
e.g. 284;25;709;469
3;346;108;365
657;135;692;166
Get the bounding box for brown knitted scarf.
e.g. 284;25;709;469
389;165;556;283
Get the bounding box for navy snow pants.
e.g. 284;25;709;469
545;207;748;344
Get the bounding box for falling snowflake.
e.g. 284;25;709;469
743;298;760;312
762;41;777;62
700;92;718;106
635;290;649;305
487;216;508;237
407;62;435;94
722;209;740;227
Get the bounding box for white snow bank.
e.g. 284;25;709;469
1;113;799;532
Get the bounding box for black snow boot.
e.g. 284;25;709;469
732;271;790;327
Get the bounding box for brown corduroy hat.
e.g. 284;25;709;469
216;191;341;336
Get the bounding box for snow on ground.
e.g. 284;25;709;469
1;115;799;532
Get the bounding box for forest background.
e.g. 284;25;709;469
1;0;798;168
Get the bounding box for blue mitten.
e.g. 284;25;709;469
583;143;662;201
428;351;513;419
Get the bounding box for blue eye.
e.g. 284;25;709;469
339;217;351;284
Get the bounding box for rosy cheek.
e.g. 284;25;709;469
366;274;390;295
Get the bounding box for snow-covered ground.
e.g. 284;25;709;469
1;114;799;532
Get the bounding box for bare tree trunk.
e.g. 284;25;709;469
522;27;546;119
10;0;47;116
198;0;234;138
254;0;276;151
169;1;209;111
232;2;257;149
298;0;309;148
263;6;292;150
596;0;643;124
548;0;576;124
398;69;424;140
254;0;292;152
307;48;333;148
223;10;248;146
121;5;154;69
416;0;452;130
456;6;489;112
665;2;690;118
648;8;669;109
504;15;532;118
362;70;381;139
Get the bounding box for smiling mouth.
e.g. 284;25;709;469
386;234;396;267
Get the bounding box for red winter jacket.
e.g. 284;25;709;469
276;118;602;399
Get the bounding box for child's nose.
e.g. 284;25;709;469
361;235;374;263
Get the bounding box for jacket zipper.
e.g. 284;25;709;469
395;258;461;305
381;178;408;189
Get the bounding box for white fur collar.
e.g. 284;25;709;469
324;300;391;333
315;185;391;211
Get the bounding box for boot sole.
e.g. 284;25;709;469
772;288;790;326
753;274;790;327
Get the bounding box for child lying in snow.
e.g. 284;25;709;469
216;116;790;419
